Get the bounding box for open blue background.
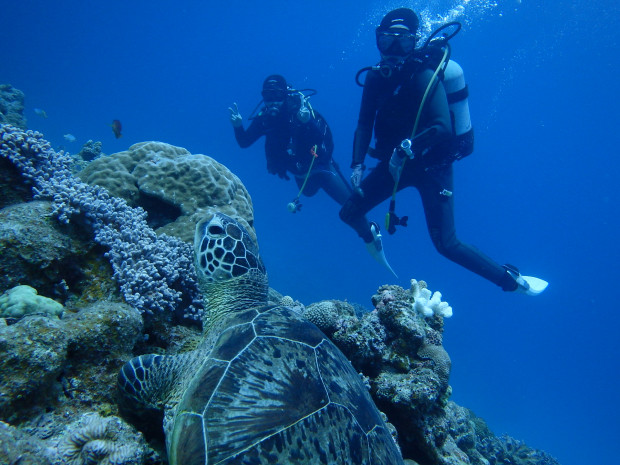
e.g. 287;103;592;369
2;1;618;463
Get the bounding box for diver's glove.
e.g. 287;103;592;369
350;163;365;189
228;102;243;128
268;165;290;181
388;139;414;182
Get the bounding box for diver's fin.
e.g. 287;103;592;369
365;223;398;279
505;265;548;296
517;275;549;295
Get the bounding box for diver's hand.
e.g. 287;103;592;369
350;163;365;188
388;148;407;183
388;140;414;182
228;103;243;128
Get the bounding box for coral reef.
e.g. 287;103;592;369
0;301;142;421
0;123;559;465
0;316;68;421
303;299;356;335
0;200;106;300
77;139;103;161
57;413;153;465
304;281;559;465
0;84;26;129
0;124;204;318
0;421;54;465
0;285;64;318
79;141;256;243
0;412;155;465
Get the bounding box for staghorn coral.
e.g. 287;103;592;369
0;124;203;318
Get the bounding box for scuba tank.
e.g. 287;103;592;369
444;60;474;159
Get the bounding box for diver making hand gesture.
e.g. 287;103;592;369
228;75;356;216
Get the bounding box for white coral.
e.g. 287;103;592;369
410;279;453;318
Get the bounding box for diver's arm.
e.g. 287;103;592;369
352;74;379;167
410;68;452;154
233;117;265;148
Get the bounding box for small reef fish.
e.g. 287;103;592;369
111;119;122;139
63;134;76;142
33;108;48;119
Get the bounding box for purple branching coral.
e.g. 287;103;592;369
0;124;204;318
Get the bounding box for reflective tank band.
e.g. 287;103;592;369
444;60;472;136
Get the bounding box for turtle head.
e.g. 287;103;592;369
194;212;265;283
194;213;268;328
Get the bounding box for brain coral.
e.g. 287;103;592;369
57;413;150;465
417;343;451;388
79;141;255;243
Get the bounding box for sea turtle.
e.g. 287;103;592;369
118;212;404;464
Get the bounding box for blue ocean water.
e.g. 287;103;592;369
2;1;618;463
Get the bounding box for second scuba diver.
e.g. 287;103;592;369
228;75;354;215
339;8;548;295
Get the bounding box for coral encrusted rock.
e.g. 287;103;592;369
0;84;26;129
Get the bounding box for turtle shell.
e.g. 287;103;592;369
169;304;403;465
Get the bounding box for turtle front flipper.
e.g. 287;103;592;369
118;352;200;442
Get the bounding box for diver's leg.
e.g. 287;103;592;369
318;163;354;206
339;163;398;276
339;162;394;242
418;165;517;290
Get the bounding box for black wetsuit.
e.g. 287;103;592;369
233;107;352;205
339;59;516;290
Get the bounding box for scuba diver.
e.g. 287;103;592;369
339;8;548;295
228;74;354;216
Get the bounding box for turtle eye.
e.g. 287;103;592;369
208;225;225;236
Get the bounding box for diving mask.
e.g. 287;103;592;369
376;29;416;56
